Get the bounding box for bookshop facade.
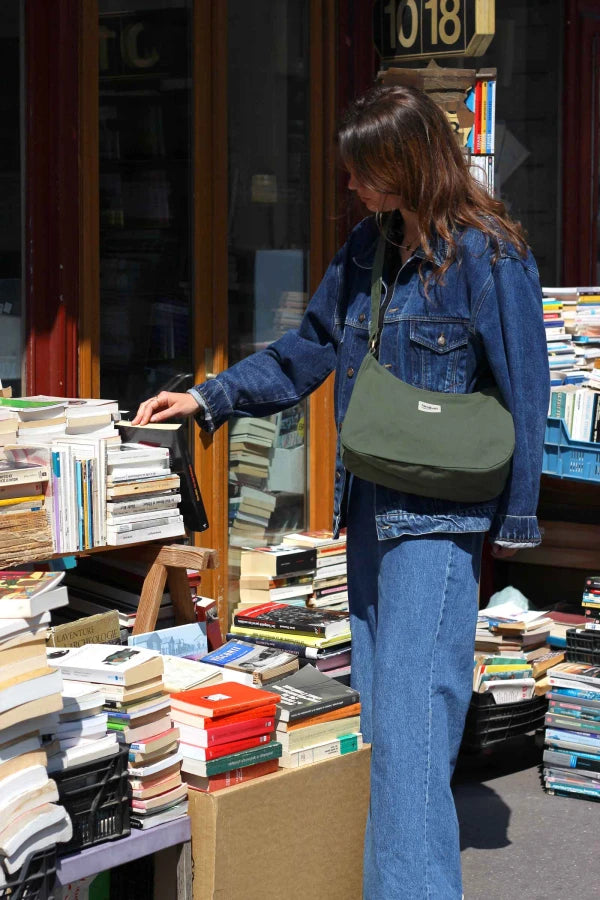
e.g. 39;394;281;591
1;0;599;616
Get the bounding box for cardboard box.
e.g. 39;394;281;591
189;746;371;900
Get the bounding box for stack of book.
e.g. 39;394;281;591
472;649;564;702
47;643;188;829
582;574;600;614
200;638;299;687
228;418;276;492
171;681;282;792
548;385;599;442
264;665;362;768
0;571;72;878
105;442;185;546
0;446;53;565
229;485;277;555
236;543;317;612
542;286;600;384
45;678;119;773
475;604;552;661
283;530;348;610
272;291;307;338
543;661;600;801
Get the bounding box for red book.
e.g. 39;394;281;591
185;757;280;793
174;715;276;747
170;681;280;719
181;733;272;761
171;702;277;730
474;80;482;153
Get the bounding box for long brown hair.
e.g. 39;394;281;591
338;84;527;281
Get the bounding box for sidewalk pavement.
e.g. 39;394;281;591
454;735;600;900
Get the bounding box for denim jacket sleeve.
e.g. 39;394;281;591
473;252;550;546
187;243;348;432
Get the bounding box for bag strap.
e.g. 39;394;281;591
369;216;393;356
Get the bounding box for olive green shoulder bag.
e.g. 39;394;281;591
339;229;515;502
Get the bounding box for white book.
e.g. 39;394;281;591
0;802;72;873
128;750;183;779
108;513;183;535
0;667;63;715
105;519;186;546
0;765;49;815
107;492;182;518
107;505;180;525
107;463;170;483
46;734;119;773
107;443;170;465
279;733;363;769
0;585;68;620
0;732;42;764
55;712;108;736
47;643;164;686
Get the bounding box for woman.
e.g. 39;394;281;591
133;85;550;899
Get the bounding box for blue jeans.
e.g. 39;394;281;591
347;478;484;900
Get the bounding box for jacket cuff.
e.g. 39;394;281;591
488;514;542;546
186;386;217;432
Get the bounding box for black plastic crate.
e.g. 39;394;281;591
566;627;600;664
0;848;56;900
462;692;548;751
54;748;130;855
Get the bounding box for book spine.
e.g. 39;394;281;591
233;613;327;637
105;520;186;546
198;758;280;791
225;631;321;658
200;740;282;776
281;693;360;724
488;80;496;154
75;459;84;551
474;81;482;153
480;80;487;154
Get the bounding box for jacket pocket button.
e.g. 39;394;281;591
347;367;355;378
358;313;366;323
437;333;446;347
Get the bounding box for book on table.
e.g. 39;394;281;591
233;602;349;639
265;664;360;723
276;715;362;753
161;656;224;693
175;713;276;748
169;702;277;731
0;571;68;619
200;639;299;685
184;757;280;793
240;544;316;577
170;681;280;719
46;643;164;686
180;740;282;779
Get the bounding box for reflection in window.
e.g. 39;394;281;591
227;1;310;573
0;2;22;396
98;2;193;414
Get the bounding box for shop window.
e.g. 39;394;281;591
227;1;311;572
0;2;23;395
98;1;193;414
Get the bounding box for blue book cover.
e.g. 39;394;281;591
201;640;258;667
128;621;207;658
486;80;495;154
464;86;475;152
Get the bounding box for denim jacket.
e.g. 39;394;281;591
189;217;550;546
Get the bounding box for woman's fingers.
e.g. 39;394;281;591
131;391;198;425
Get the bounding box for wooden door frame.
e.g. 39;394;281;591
25;0;81;396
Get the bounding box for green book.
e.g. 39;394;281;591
183;741;282;777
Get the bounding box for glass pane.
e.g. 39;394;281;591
98;1;193;414
0;2;22;396
477;0;562;285
227;1;311;576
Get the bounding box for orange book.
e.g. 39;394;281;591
170;681;280;719
283;701;361;732
185;758;280;793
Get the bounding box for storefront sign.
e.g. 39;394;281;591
373;0;495;62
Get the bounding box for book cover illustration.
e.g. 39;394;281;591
128;621;208;659
0;570;64;601
46;642;164;685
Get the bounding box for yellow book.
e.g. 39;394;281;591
0;495;43;507
229;624;351;649
480;663;532;673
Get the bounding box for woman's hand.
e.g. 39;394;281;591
491;544;519;560
131;391;199;426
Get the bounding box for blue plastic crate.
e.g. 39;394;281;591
543;416;600;481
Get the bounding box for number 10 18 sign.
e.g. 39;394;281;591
373;0;495;62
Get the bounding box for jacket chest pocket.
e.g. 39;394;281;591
408;318;469;392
